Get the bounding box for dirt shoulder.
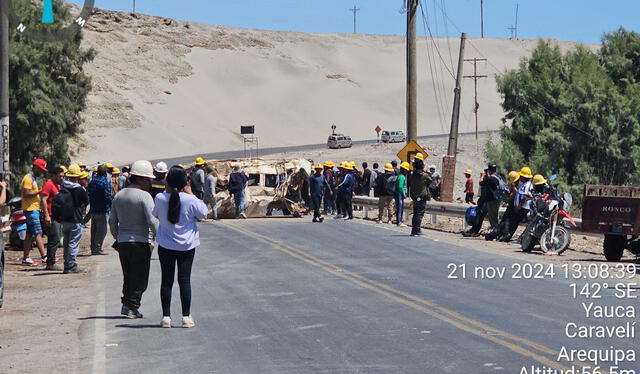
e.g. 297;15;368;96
0;233;112;374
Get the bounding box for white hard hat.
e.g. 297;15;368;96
429;164;437;170
154;161;168;173
130;160;155;179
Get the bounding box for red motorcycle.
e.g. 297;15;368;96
521;187;576;254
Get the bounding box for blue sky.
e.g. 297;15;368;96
67;0;640;44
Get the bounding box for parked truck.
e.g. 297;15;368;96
581;184;640;261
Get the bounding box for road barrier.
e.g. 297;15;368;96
352;196;583;231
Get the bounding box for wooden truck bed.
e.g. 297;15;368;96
582;184;640;235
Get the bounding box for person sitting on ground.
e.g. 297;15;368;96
153;166;208;329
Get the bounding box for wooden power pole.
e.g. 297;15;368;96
350;5;360;33
464;58;487;151
441;32;466;203
0;0;10;182
406;0;418;143
480;0;484;38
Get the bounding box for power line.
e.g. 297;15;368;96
418;2;456;79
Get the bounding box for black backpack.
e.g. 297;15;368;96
51;188;76;222
385;175;398;195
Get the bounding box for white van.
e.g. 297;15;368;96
381;130;406;143
327;134;353;149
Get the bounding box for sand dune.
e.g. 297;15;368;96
71;9;596;165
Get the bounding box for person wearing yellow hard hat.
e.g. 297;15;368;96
407;157;433;236
308;164;331;222
191;158;206;200
111;167;121;194
105;162;114;176
374;163;396;224
322;162;336;215
59;164;90;273
40;166;67;270
336;160;356;220
394;162;411;226
463;169;475;204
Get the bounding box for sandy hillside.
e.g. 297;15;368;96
72;9;597;165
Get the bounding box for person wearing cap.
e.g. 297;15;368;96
57;164;90;273
109;160;159;319
150;162;169;200
78;162;86;172
337;162;355;220
87;165;113;256
20;158;49;265
375;163;396;224
40;166;66;270
486;171;522;242
203;166;219;220
427;164;442;201
412;153;425;169
111;168;121;194
308;164;332;222
105;162;114;178
408;159;432;236
464;169;475;204
228;164;249;219
463;164;501;237
322;161;335;214
79;171;89;188
190;157;206;200
395;162;410;226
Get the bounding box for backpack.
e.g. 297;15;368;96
51;188;76;222
227;173;242;194
385;175;398;195
465;206;478;226
491;175;510;201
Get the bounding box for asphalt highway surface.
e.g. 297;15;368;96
83;218;637;374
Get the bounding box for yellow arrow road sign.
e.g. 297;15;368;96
397;140;428;164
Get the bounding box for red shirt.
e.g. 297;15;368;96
40;179;60;215
465;177;474;194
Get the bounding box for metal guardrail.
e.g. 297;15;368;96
352;196;583;231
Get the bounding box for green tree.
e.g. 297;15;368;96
9;0;94;184
491;30;640;201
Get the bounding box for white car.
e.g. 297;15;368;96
381;130;406;143
327;134;353;149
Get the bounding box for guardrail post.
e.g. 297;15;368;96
431;214;437;225
364;205;369;219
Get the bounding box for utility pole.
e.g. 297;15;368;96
480;0;484;38
406;0;418;143
0;0;10;183
350;5;360;33
464;58;488;152
441;32;466;203
507;25;516;39
133;0;136;13
515;4;519;39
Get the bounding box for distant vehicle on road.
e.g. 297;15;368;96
327;134;353;149
381;130;406;143
582;184;640;261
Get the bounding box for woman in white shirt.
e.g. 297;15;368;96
152;166;208;328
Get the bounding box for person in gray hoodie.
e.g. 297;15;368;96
59;164;90;274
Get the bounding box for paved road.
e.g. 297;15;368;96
84;218;637;374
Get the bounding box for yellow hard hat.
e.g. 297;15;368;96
106;163;114;168
342;162;354;171
323;161;334;168
349;161;356;168
508;171;521;184
400;161;411;171
532;174;547;186
195;157;205;165
77;162;85;168
414;153;425;161
66;164;82;178
60;165;68;174
313;163;323;170
384;163;394;172
80;171;89;179
112;167;121;175
93;167;98;172
519;166;533;179
464;169;472;175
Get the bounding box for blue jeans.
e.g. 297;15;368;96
395;194;404;225
233;190;245;218
62;222;83;269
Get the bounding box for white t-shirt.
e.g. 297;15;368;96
152;192;208;251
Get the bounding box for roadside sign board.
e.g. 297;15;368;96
397;140;428;164
375;125;382;134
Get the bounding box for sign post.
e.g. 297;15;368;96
375;125;382;143
331;123;337;135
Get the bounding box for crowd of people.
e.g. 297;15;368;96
16;156;250;328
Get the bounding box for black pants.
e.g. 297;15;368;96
411;198;426;235
159;247;195;317
335;191;343;215
118;242;151;309
465;192;475;204
44;220;62;266
311;194;322;220
341;193;353;219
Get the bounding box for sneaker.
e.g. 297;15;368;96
318;217;324;223
239;213;247;219
91;250;108;256
22;258;36;265
41;256;48;264
63;265;86;274
462;232;480;238
121;304;130;316
125;308;143;319
161;316;172;328
312;218;319;223
397;223;407;227
45;263;62;271
182;315;195;328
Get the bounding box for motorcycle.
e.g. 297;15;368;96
521;176;577;254
7;197;27;250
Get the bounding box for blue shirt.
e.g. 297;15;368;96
152;192;208;251
87;175;113;214
339;173;354;194
308;174;330;196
